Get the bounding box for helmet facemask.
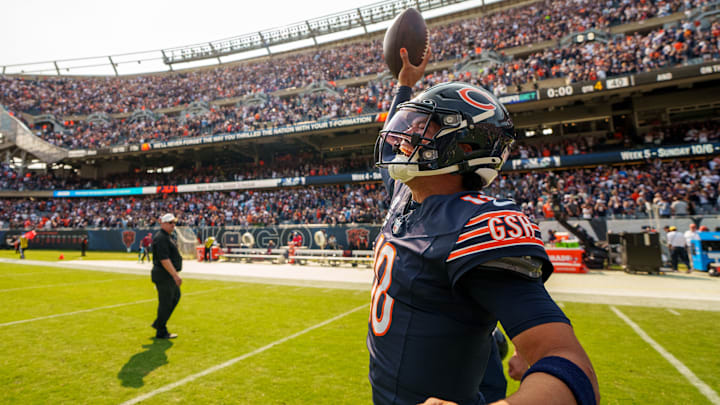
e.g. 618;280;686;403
375;96;514;186
375;102;466;182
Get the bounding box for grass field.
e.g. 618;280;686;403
1;256;719;404
0;249;139;261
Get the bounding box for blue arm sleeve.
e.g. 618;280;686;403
458;269;570;339
387;85;413;121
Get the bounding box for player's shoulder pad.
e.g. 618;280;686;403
478;256;545;280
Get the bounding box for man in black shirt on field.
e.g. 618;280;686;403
151;213;183;339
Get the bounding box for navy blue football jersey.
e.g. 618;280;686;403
367;178;555;405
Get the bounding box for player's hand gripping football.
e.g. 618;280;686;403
398;45;432;88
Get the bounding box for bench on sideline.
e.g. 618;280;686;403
219;247;374;267
221;248;287;264
292;249;374;267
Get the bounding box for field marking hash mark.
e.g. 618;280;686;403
611;306;720;405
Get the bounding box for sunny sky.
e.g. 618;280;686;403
1;0;487;75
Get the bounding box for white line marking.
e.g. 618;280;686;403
611;306;720;405
0;287;234;327
120;304;367;405
557;302;565;308
667;309;681;316
0;278;130;292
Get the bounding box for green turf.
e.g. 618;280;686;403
0;249;139;261
1;262;718;404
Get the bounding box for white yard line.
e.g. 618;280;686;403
0;287;234;327
611;306;720;405
0;278;130;292
667;308;681;316
119;304;367;405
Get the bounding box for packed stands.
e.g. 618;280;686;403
2;157;718;230
2;119;718;191
2;0;720;235
12;19;719;149
3;0;703;117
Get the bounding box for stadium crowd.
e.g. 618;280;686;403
2;119;719;191
32;82;395;149
0;183;386;230
0;0;710;120
17;18;720;150
2;157;719;230
0;154;376;191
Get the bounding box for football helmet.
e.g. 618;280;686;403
375;82;515;186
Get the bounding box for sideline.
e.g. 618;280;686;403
0;287;235;327
119;304;368;405
611;306;720;405
3;258;720;310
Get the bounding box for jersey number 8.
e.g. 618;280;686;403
371;237;395;336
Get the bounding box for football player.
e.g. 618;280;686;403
367;47;599;405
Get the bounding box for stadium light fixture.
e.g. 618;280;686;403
542;128;553;135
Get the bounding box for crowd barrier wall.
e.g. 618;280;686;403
1;224;381;252
2;217;719;251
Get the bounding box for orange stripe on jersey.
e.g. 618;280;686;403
465;210;519;227
447;236;544;262
457;226;489;243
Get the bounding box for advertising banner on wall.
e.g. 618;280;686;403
0;225;383;253
2;230;88;250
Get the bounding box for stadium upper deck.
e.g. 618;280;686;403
0;0;708;118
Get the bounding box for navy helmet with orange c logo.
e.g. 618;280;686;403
374;82;516;186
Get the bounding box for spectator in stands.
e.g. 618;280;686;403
656;195;672;218
671;195;689;217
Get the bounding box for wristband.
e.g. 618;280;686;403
522;356;596;405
